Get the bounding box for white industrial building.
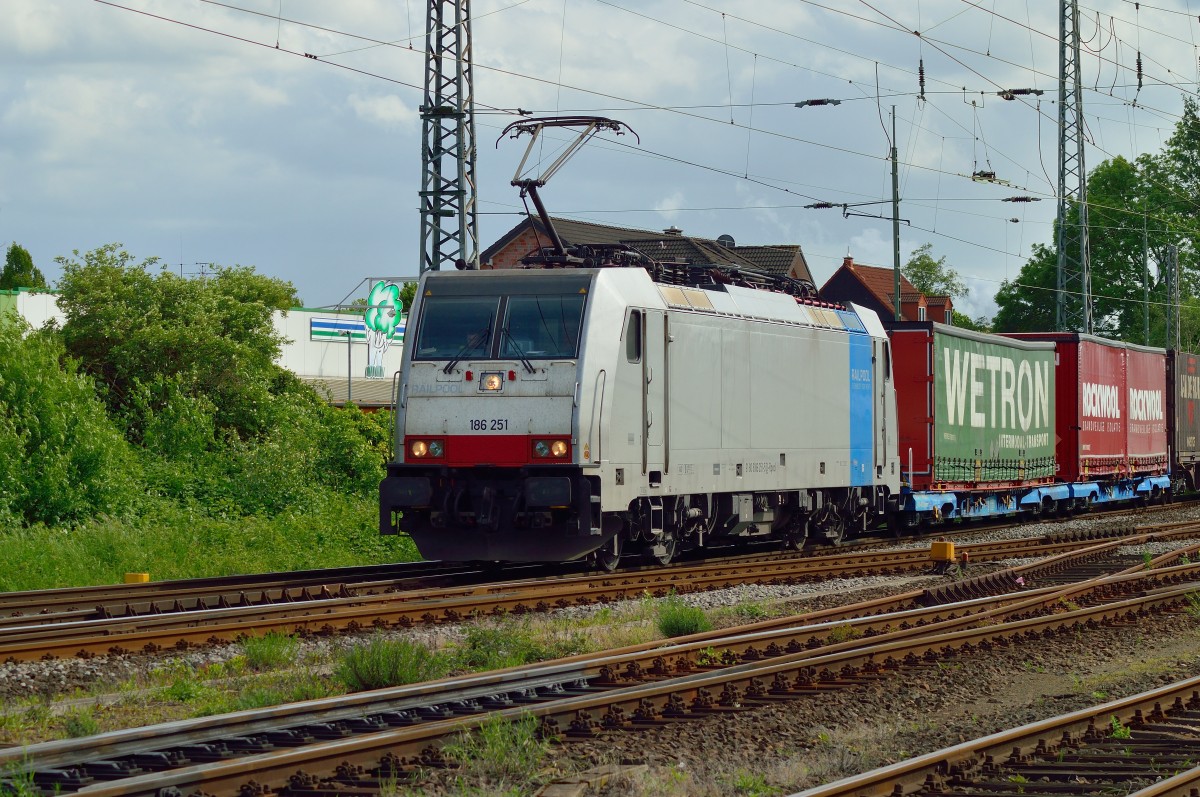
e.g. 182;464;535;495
1;289;403;409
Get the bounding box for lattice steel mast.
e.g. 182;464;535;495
419;0;478;272
1055;0;1092;333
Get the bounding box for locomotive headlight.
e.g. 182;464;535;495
408;439;445;459
532;439;571;459
481;372;503;391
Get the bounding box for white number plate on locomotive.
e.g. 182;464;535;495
467;418;510;432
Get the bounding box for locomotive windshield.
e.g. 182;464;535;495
500;295;585;358
414;288;587;361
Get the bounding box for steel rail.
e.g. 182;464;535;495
12;583;1200;797
787;674;1200;797
0;506;1182;624
3;527;1196;664
5;539;1200;795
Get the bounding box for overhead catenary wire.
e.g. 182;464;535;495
92;0;1200;299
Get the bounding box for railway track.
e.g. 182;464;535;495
5;498;1188;627
790;674;1200;797
2;524;1194;664
4;535;1200;796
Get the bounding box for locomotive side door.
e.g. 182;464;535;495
643;309;667;481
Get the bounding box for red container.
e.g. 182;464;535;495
1007;333;1167;481
1126;345;1168;473
1169;350;1200;481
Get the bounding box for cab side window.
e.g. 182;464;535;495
625;310;642;363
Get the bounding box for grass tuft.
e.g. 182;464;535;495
63;708;100;738
454;618;587;671
656;594;713;637
241;632;299;671
441;714;549;790
335;636;451;691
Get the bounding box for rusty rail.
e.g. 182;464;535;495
6;538;1200;796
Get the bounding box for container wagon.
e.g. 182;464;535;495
1006;333;1170;505
889;322;1063;526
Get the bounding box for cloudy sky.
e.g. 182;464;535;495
4;1;1199;318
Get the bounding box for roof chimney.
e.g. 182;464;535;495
663;226;683;236
842;256;855;268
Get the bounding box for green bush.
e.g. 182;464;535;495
656;594;713;637
0;244;410;592
55;244;296;442
63;708;100;738
334;637;451;692
0;314;141;525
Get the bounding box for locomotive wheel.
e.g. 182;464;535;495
811;507;845;546
644;533;677;566
591;535;622;572
780;512;808;550
781;528;807;551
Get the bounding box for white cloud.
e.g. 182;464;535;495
653;191;686;222
3;2;66;55
0;0;1190;305
347;93;417;130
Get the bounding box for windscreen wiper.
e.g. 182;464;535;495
500;327;536;373
443;322;492;374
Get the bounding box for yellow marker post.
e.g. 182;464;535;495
123;572;150;584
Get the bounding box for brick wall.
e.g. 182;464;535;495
485;228;545;269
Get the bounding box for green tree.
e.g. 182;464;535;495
993;100;1200;343
399;280;417;311
903;243;967;299
992;244;1058;333
0;242;47;290
54;243;301;442
902;242;984;329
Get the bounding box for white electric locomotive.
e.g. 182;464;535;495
379;263;900;567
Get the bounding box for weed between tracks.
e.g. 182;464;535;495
241;631;300;671
0;592;791;749
335;636;452;691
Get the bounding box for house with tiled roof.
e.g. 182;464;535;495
481;216;813;283
819;256;953;326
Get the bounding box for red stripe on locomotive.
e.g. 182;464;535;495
402;435;572;466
